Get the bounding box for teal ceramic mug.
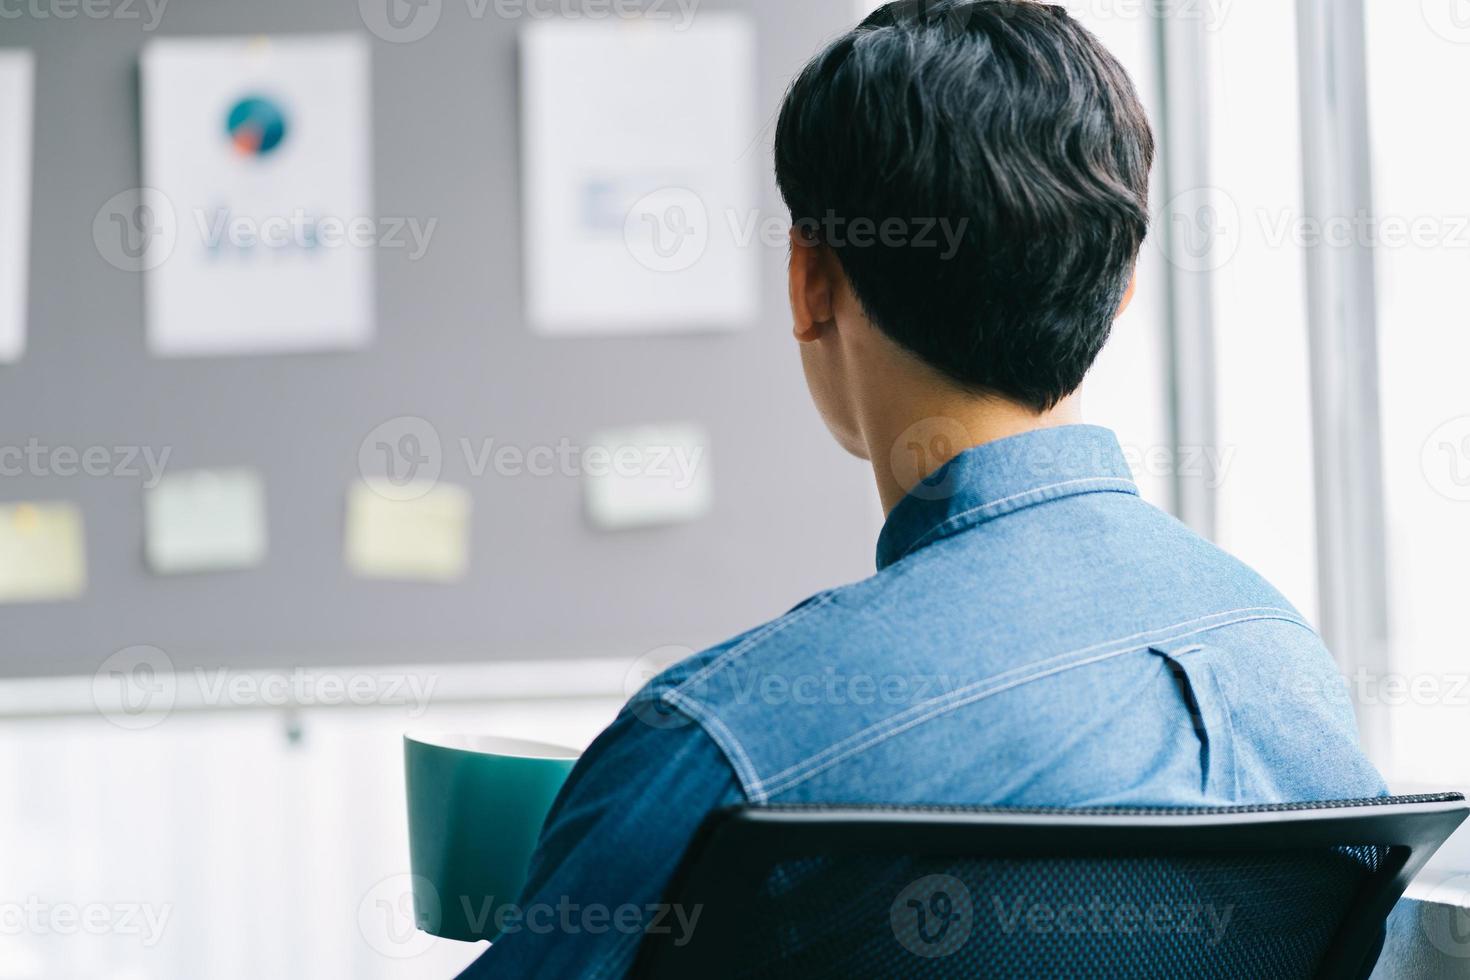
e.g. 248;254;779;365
404;732;579;943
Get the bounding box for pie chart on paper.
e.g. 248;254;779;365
225;95;289;157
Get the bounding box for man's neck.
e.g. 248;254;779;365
864;390;1083;515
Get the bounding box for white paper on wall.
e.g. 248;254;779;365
146;468;268;575
0;50;34;365
584;422;712;530
139;34;374;357
520;15;760;334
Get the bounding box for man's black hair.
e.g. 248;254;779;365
774;0;1155;412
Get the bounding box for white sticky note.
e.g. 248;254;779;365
146;468;267;574
346;481;471;582
0;502;87;603
0;50;34;364
585;423;712;530
140;34;374;356
520;15;759;334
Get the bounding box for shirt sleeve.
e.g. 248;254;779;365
455;696;744;980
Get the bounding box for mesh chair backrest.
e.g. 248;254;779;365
721;846;1388;979
634;796;1468;980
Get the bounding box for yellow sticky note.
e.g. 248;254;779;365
346;481;470;583
0;502;87;603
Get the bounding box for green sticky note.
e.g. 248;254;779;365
146;468;267;575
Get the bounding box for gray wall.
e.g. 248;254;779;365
0;0;881;680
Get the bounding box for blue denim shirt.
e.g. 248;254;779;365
460;424;1384;978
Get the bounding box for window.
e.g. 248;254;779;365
1206;2;1320;621
1366;3;1470;784
1068;5;1174;511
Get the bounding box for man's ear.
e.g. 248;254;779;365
789;227;836;344
1116;269;1139;319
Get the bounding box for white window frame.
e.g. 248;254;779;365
1152;0;1393;763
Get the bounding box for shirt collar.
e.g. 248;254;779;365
875;424;1140;571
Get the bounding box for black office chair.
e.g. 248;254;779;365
633;793;1467;979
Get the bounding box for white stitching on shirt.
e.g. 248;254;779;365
758;606;1291;784
663;688;767;802
695;608;1313;802
754;609;1312;799
676;589;842;694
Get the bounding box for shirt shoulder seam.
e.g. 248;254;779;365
676;607;1311;803
660;688;764;799
756;608;1310;798
673;589;845;695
